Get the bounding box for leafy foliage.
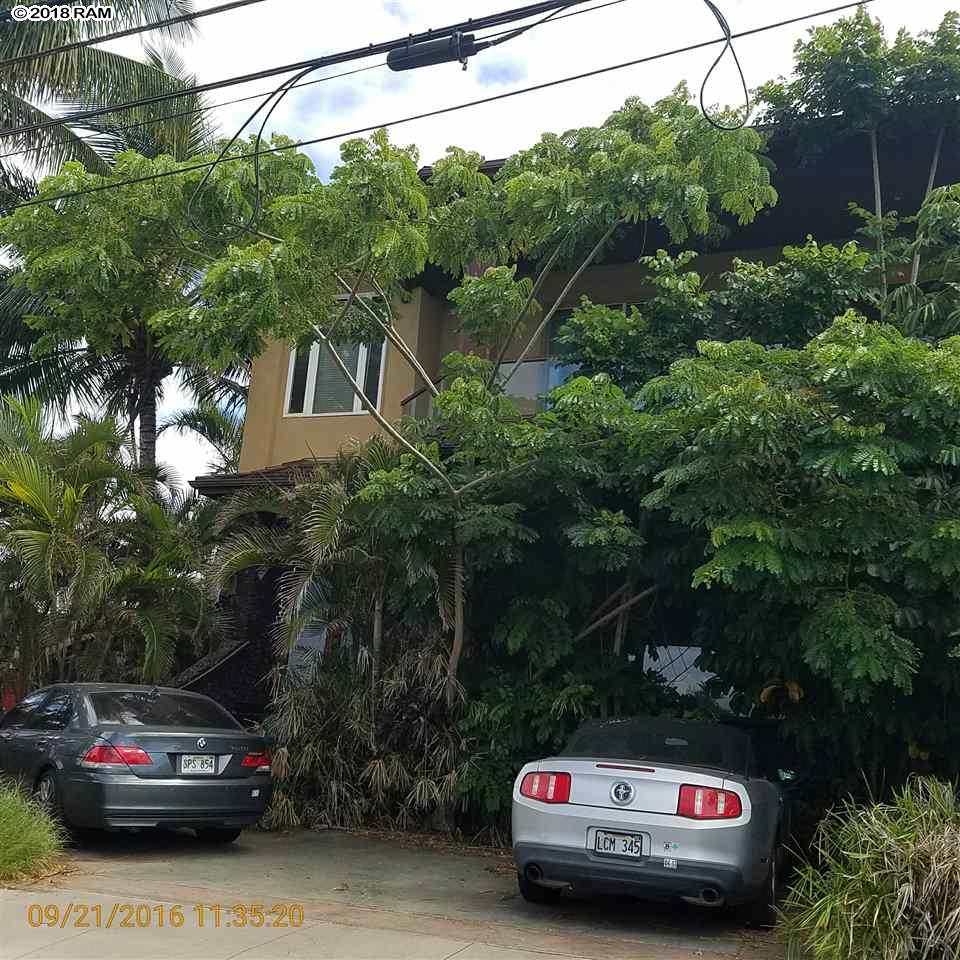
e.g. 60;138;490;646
784;778;960;960
264;639;469;831
0;145;313;466
0;785;63;883
0;398;226;686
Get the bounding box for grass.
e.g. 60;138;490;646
782;777;960;960
0;783;64;884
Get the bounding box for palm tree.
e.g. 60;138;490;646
0;1;198;200
210;438;454;699
0;396;219;685
0;8;224;469
158;397;246;475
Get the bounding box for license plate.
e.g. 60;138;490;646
180;754;216;774
594;830;645;858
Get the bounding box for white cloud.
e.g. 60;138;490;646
103;0;953;484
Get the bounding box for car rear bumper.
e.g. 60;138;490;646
513;842;758;905
61;772;273;829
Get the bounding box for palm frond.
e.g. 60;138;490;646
133;606;178;682
179;364;249;413
207;526;290;595
158;403;243;472
0;88;108;174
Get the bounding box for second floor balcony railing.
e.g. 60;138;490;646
401;358;578;419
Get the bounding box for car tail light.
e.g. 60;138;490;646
520;772;571;804
677;784;742;819
81;743;151;768
241;751;271;773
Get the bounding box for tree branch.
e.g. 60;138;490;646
574;584;660;643
499;221;620;391
304;321;456;496
910;125;945;286
335;272;439;399
452;438;606;497
584;581;629;629
486;236;567;388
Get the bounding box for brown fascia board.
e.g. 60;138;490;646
190;458;332;498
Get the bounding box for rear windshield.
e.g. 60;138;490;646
561;718;750;773
89;691;240;729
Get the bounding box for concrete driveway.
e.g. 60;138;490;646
2;829;783;960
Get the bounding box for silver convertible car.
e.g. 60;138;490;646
0;683;273;842
512;717;791;921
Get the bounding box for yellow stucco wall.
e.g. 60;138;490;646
238;248;782;472
238;289;426;473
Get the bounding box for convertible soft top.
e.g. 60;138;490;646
560;717;753;775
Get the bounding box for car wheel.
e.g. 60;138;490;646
35;769;68;825
196;827;243;844
517;873;562;905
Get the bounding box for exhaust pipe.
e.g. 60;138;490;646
681;887;725;908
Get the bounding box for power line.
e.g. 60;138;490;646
0;63;385;165
0;0;628;167
6;0;877;213
0;0;270;70
0;0;591;141
699;0;750;130
203;0;613;237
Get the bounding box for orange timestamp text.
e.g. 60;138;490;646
26;902;306;930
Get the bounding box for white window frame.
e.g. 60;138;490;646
283;292;388;418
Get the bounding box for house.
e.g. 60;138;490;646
185;131;960;713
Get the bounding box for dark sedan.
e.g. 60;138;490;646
0;683;273;842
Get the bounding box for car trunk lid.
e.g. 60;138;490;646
93;728;267;779
550;757;727;814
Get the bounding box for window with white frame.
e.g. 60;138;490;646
285;338;386;416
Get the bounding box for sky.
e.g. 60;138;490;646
102;0;956;485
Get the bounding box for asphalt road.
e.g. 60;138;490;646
2;828;783;959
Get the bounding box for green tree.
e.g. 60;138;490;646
892;13;960;283
555;239;875;394
0;397;225;685
630;314;960;789
0;144;314;468
158;86;777;699
759;10;893;298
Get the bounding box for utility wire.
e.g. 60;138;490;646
201;0;598;237
0;0;628;167
0;0;592;141
699;0;750;130
6;0;877;213
0;62;384;165
0;0;270;70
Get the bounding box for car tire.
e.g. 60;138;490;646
517;873;562;905
196;827;243;844
35;769;70;827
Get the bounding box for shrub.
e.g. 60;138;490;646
783;777;960;960
0;784;64;883
264;637;470;831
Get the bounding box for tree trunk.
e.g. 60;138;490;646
445;539;465;707
371;587;384;705
574;584;660;643
612;582;633;657
910;125;945;286
870;129;887;307
138;385;158;471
